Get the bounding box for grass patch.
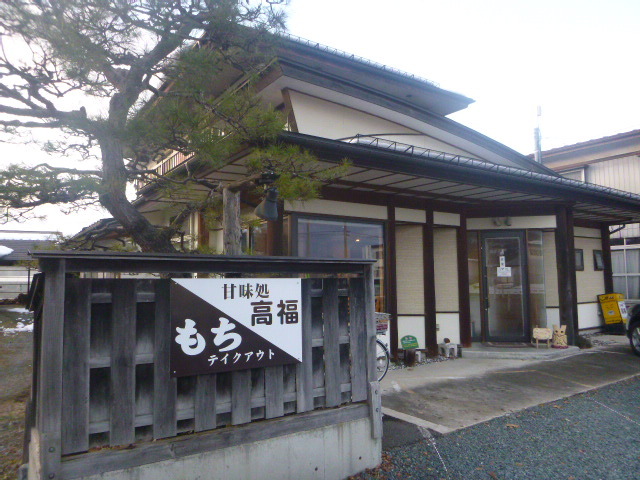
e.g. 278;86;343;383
0;306;33;480
0;389;28;480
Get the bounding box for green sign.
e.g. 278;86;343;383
401;335;419;349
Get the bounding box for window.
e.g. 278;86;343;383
574;249;584;271
296;216;385;310
240;222;269;255
612;243;640;299
593;250;605;271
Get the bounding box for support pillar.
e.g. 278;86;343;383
555;205;579;345
457;214;472;348
423;209;438;356
386;205;399;360
266;200;284;256
601;224;614;294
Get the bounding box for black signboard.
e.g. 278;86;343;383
170;279;302;377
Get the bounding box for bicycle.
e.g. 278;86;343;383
376;338;390;381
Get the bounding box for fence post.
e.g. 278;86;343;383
364;264;382;439
36;259;66;480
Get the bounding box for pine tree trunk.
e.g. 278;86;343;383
223;187;242;255
99;135;176;253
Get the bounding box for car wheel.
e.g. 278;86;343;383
630;322;640;357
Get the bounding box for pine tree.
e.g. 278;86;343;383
0;0;345;253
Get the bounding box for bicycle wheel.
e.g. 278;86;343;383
376;339;390;381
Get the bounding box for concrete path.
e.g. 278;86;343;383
380;336;640;435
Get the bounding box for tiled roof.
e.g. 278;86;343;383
0;239;54;263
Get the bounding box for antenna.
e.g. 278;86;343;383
534;106;542;163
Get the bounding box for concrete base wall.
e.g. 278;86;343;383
578;302;602;330
436;313;460;344
63;417;380;480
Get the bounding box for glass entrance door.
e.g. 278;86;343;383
481;231;529;342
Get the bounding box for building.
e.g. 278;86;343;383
107;35;640;355
0;232;56;300
540;130;640;303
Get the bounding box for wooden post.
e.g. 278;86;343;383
386;205;399;359
423;210;438;356
555;205;579;345
198;211;210;250
348;278;368;402
266;200;284;256
110;281;137;446
365;264;377;384
231;370;251;425
62;278;91;455
364;264;382;438
457;214;472;348
37;258;66;480
153;280;177;439
322;279;341;407
601;224;614;294
223;187;242;255
296;280;314;412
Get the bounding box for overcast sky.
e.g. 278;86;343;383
2;0;639;236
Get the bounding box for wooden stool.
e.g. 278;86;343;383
532;327;552;348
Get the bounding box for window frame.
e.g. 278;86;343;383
574;248;584;271
611;243;640;299
593;250;604;271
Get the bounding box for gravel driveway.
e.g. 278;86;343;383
357;375;640;480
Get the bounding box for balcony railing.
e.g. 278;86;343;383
134;150;194;191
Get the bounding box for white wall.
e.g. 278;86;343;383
396;225;424;315
396;224;426;349
285;199;387;220
437;313;460;344
588;154;640;195
578;303;602;331
546;307;560;329
575;236;605;304
434;228;459;344
288;90;477;157
434;212;460;227
574;233;605;330
397;316;426;350
467;216;556;230
395;208;425;224
543;230;606;330
434;228;459;312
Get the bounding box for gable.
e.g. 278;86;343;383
286;90;479;159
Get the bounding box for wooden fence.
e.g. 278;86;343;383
24;252;381;480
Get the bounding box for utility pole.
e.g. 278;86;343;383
533;106;543;163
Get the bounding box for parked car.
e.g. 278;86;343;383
625;303;640;356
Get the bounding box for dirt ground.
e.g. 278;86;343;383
0;307;33;480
